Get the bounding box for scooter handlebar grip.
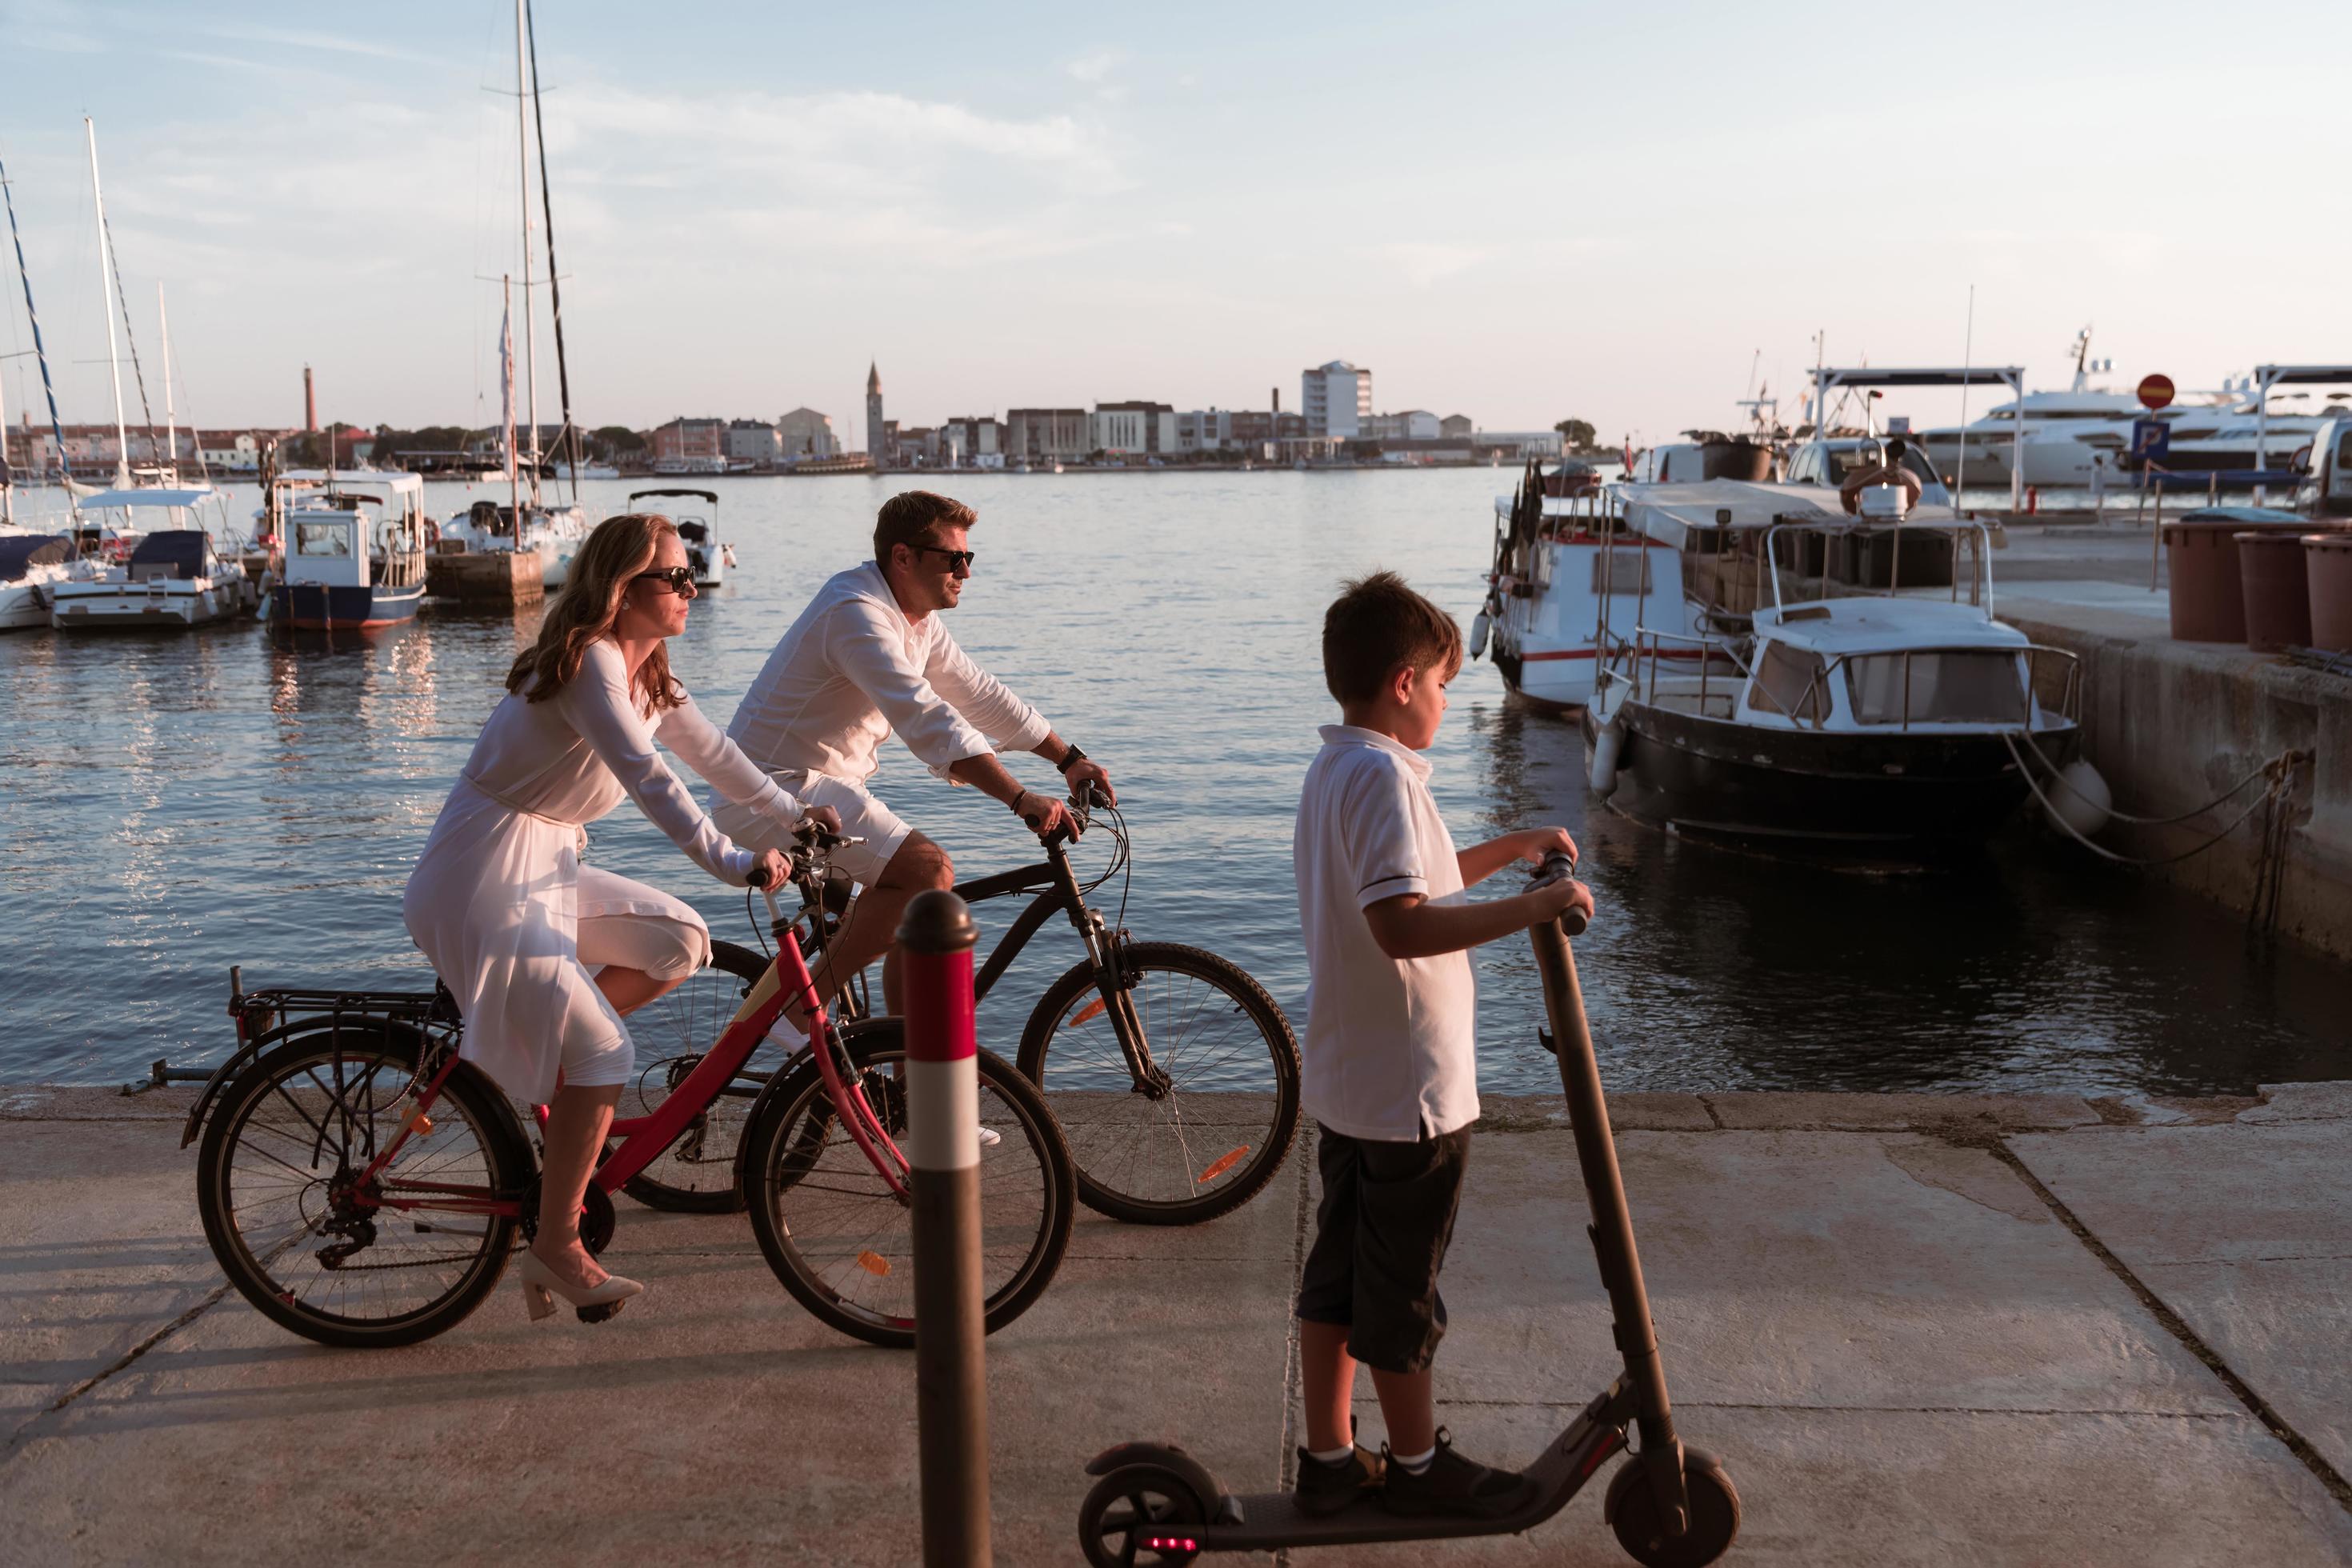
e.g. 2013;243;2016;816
1558;907;1590;938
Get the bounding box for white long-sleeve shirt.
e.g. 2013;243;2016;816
725;561;1052;783
457;638;802;882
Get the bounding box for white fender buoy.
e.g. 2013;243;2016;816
2044;758;2112;838
1469;609;1490;661
1589;718;1623;798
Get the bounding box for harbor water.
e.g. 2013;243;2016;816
1;470;2343;1093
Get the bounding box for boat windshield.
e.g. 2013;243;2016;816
1844;652;2026;726
1826;446;1942;490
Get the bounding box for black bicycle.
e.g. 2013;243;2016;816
622;790;1300;1226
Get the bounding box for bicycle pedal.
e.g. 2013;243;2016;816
576;1301;626;1325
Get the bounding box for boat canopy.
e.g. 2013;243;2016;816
629;488;719;506
276;470;426;495
1618;481;1842;550
0;534;70;576
126;530;212;579
78;486;217;510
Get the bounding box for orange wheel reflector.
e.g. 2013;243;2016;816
1197;1146;1250;1183
1068;997;1109;1027
856;1250;892;1277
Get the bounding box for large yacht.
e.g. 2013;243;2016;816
1912;330;2141;488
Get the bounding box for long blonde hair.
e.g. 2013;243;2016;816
506;512;688;712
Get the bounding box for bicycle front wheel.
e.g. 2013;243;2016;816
195;1026;533;1348
619;939;778;1214
1018;942;1300;1226
743;1022;1074;1348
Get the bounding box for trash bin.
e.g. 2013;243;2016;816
2237;531;2313;651
2163;510;2311;643
2308;534;2352;654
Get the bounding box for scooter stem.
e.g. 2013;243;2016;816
1527;911;1692;1538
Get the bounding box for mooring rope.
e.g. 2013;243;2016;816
2001;731;2302;870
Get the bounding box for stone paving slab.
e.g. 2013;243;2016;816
2010;1121;2352;1484
1699;1092;2102;1133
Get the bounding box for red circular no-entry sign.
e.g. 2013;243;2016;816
2138;374;2176;410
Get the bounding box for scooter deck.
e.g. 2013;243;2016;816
1182;1391;1625;1551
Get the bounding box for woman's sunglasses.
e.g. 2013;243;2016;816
631;566;698;595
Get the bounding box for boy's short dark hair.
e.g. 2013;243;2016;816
874;490;978;563
1322;570;1464;704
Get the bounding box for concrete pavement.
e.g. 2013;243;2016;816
2;1083;2347;1565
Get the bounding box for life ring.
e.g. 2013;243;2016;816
1839;464;1923;517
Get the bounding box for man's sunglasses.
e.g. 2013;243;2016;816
913;544;976;571
630;566;698;595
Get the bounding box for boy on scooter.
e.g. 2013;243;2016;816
1290;570;1594;1518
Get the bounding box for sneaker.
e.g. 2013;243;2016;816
1292;1443;1385;1517
1381;1428;1538;1519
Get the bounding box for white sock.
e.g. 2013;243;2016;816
1393;1445;1435;1474
1309;1444;1354;1466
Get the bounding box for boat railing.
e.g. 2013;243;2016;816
1762;517;1994;615
1599;625;1750;721
1759;642;2083;733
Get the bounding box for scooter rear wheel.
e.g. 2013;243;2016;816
1078;1464;1208;1567
1608;1453;1740;1566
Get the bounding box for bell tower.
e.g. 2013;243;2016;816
866;361;886;470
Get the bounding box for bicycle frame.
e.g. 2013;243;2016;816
350;899;911;1226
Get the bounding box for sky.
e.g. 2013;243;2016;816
2;0;2347;450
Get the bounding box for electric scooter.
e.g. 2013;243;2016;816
1076;853;1740;1566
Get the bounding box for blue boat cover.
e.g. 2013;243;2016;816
0;534;70;577
126;530;210;580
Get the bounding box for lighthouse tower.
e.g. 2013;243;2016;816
866;361;886;471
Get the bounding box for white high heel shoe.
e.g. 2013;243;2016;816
519;1249;644;1324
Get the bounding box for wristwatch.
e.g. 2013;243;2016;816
1055;744;1088;773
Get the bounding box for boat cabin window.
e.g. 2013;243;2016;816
1591;550;1651;594
297;522;354;557
1844;652;2027;726
1750;640;1830;723
2337;430;2352;466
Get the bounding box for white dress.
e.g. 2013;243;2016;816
403;640;804;1104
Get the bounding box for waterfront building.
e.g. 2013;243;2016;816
1440;413;1474;440
1176;409;1231;454
894;425;941;466
1474;429;1566;459
1302;361;1372;440
650;417;728;473
1092;401;1176;458
1006;408;1088;463
942;415;1005;467
866;362;886;469
777;406;839;462
1365;410;1441;442
726;418;782;467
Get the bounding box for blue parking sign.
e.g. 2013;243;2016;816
2130;418;2170;462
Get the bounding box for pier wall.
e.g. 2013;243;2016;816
2002;596;2352;962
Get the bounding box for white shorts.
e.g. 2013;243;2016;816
713;770;911;888
562;867;711;1089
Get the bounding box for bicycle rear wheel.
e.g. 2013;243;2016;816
743;1022;1074;1348
1018;942;1299;1226
618;939;779;1214
194;1026;532;1348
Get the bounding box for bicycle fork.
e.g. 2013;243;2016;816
1051;858;1166;1102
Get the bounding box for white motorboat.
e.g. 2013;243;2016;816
50;488;251;630
0;530;76;631
556;460;620;481
1582;466;2083;852
439;497;587;589
628;487;730;589
1470;460;1714;714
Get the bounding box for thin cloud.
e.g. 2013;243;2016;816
202;22;436;65
1365;242;1489;289
1066;46;1130;84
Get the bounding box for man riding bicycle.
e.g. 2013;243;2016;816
713;490;1117;1018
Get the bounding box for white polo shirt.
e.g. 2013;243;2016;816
1293;725;1478;1142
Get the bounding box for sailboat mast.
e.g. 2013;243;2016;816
2;153;76;518
158;282;177;476
514;0;542;507
524;0;580;503
86;118;130;487
503;274;519;521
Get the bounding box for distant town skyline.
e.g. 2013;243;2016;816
2;2;2344;448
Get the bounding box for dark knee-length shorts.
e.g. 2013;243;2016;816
1294;1122;1472;1375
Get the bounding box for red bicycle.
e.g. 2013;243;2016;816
186;829;1074;1350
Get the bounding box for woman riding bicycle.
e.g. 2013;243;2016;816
402;512;832;1322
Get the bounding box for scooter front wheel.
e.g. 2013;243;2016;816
1078;1464;1209;1567
1608;1451;1740;1566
